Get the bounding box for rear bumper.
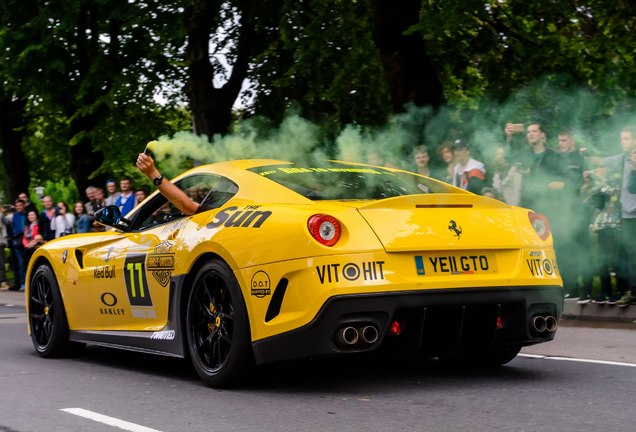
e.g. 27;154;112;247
252;286;563;365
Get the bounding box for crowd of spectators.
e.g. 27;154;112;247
0;177;148;291
407;122;636;306
1;124;635;308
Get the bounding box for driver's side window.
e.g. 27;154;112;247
133;173;238;231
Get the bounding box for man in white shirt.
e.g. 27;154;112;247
451;139;486;194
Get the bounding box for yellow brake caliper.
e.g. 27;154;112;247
207;302;220;333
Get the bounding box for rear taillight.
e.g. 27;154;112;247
308;214;341;246
528;212;550;241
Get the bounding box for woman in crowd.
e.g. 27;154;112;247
50;201;75;238
435;141;456;183
74;201;92;233
22;210;43;265
491;146;523;206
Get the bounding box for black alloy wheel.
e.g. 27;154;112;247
29;264;83;357
186;260;252;387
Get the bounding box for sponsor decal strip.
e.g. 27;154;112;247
124;254;152;307
151;330;176;340
526;258;560;277
94;265;116;278
207;205;271;229
251;270;271;297
316;261;385;284
99;292;125;316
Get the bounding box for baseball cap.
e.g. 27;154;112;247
451;139;469;151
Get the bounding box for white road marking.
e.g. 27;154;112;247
519;353;636;368
0;313;27;324
60;408;164;432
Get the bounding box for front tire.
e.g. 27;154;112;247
29;264;84;357
186;260;252;387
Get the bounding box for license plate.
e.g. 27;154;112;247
414;253;497;275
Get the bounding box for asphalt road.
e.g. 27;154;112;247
1;301;635;432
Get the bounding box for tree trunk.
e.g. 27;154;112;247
0;90;30;202
184;0;257;137
68;114;106;200
372;0;444;112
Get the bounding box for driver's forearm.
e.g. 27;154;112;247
156;180;198;216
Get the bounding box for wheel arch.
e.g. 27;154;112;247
26;256;60;333
178;252;254;356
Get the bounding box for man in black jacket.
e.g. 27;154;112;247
553;131;592;301
516;122;564;214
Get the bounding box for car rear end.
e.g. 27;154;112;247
239;163;562;364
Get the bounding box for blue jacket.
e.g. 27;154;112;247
11;211;26;247
115;193;135;216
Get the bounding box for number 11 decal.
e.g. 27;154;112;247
124;254;152;307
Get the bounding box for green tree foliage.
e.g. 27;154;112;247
0;0;189;199
4;0;636;200
249;0;392;128
410;0;636;150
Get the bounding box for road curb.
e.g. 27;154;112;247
563;298;636;324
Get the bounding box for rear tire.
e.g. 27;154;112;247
186;260;252;387
29;264;84;357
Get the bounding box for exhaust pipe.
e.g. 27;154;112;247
531;315;547;333
545;315;558;333
359;325;379;344
335;326;359;346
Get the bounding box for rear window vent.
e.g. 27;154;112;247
416;204;473;209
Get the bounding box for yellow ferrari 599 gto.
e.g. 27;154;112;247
26;159;562;387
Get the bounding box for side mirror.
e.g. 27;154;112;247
94;206;130;231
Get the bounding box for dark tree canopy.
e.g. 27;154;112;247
2;0;636;199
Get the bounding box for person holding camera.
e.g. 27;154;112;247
50;201;75;238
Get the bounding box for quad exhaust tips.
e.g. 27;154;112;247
530;315;558;334
335;324;380;347
336;326;359;346
360;325;379;344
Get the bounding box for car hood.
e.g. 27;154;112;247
356;194;526;252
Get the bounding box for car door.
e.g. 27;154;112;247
93;173;238;331
91;225;181;330
65;227;172;331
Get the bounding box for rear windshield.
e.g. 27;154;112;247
248;163;453;200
